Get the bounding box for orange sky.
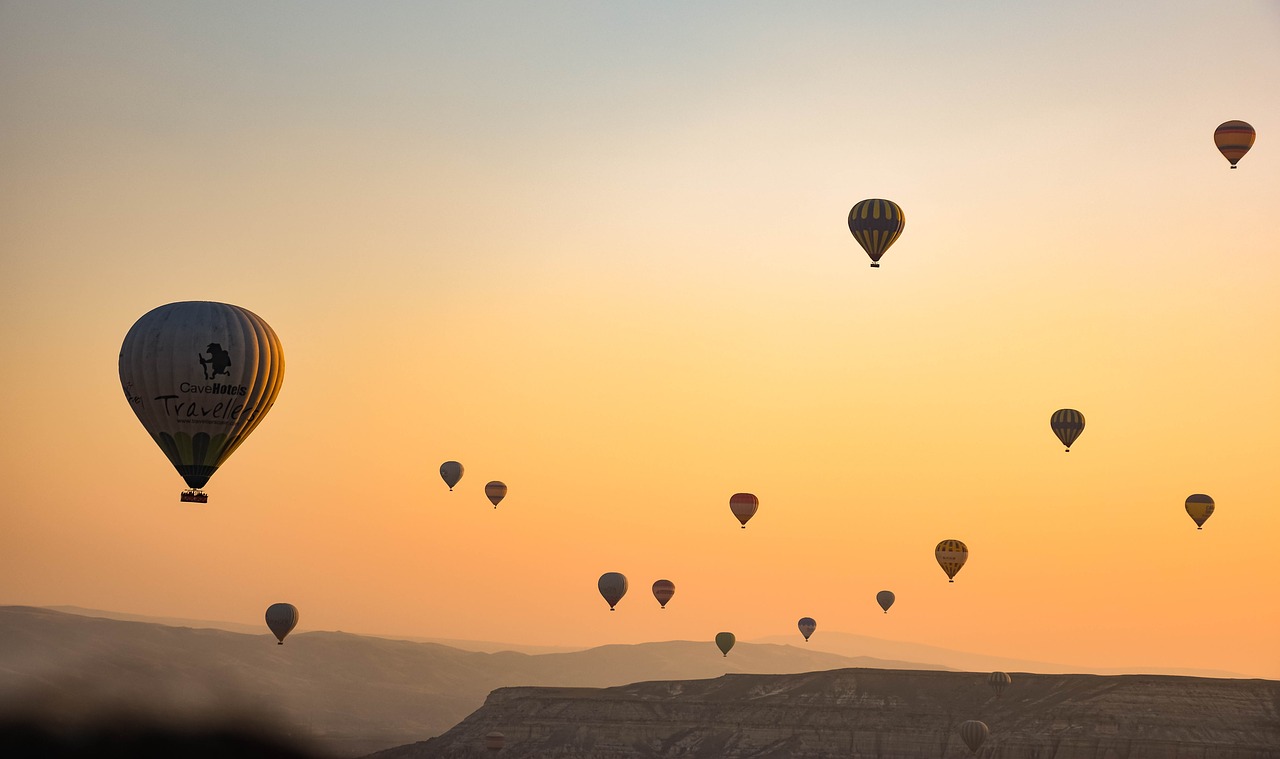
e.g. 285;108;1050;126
2;1;1278;679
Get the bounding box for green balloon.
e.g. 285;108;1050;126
715;631;736;657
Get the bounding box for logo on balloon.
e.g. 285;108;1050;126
199;343;232;380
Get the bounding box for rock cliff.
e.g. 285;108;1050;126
370;668;1280;758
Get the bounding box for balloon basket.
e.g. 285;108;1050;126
870;262;880;268
180;489;208;503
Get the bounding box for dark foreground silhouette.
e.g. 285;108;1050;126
0;718;323;759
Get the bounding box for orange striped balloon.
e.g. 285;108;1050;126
484;481;507;508
1214;120;1255;168
848;199;905;268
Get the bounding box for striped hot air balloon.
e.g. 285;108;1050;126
1214;120;1255;168
958;720;989;754
484;481;507;508
935;539;968;583
847;199;905;268
797;617;816;642
1185;494;1215;530
652;579;676;609
988;671;1011;697
1050;408;1085;451
729;493;759;528
484;732;505;752
876;590;895;613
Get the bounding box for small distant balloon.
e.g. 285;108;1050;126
440;461;464;491
935;540;968;582
848;198;906;268
1050;409;1085;451
988;671;1011;697
1185;494;1215;530
485;481;507;508
797;617;816;642
652;579;676;609
1214;120;1255;168
598;572;628;611
876;590;895;613
715;632;736;657
729;493;759;528
265;603;299;645
485;732;505;753
959;720;989;753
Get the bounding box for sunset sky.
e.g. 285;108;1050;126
2;1;1278;680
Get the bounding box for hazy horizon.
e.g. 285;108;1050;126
2;0;1278;687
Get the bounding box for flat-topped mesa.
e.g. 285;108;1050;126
372;668;1280;759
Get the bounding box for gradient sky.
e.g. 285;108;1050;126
2;1;1278;679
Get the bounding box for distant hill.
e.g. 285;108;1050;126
45;605;579;655
750;630;1250;679
0;606;940;757
369;668;1280;758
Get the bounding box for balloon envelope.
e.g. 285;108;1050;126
265;603;299;645
935;540;968;582
729;493;759;528
440;461;464;490
485;481;507;507
652;579;675;609
847;199;905;268
485;732;505;752
797;617;816;641
1214;120;1255;168
1050;408;1085;451
119;301;285;493
876;590;895;613
715;632;736;657
959;720;989;753
988;671;1011;697
598;572;628;610
1185;493;1215;529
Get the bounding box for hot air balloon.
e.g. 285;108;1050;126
958;720;989;754
715;632;736;657
1050;409;1085;451
598;572;628;611
988;671;1011;697
848;199;905;268
652;579;675;609
265;603;299;645
485;481;507;508
876;590;895;613
730;493;759;528
440;461;464;491
935;540;968;582
485;732;505;753
797;617;816;642
119;301;285;502
1214;120;1255;168
1185;494;1215;530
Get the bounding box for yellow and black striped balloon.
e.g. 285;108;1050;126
847;199;905;268
1185;494;1215;530
1214;120;1255;168
935;539;968;582
1050;408;1085;451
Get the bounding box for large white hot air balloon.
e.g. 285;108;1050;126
119;302;285;502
